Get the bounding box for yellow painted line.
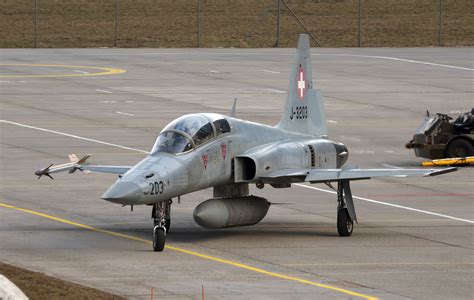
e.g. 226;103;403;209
0;64;126;78
0;202;376;300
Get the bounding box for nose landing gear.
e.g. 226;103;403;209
152;199;172;252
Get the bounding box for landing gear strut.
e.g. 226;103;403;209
336;180;357;237
151;199;172;252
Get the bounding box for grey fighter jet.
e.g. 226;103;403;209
36;34;456;251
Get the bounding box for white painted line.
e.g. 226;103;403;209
383;150;395;154
313;54;474;71
18;81;28;83
96;89;112;94
74;70;89;74
0;119;149;154
2;118;471;224
116;111;134;117
85;51;474;71
209;70;220;74
263;69;280;74
0;80;11;83
328;120;337;124
353;150;375;154
266;88;286;94
381;163;402;169
100;100;117;103
125;100;134;103
294;183;474;224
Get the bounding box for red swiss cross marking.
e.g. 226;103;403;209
297;68;305;100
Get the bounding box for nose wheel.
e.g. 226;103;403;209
151;199;172;252
153;226;166;251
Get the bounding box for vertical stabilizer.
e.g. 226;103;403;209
276;34;327;137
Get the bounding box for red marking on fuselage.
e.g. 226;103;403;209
201;154;208;170
221;144;227;160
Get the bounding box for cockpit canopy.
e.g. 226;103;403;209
151;114;231;155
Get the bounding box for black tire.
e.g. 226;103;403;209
446;139;474;158
165;218;171;233
337;208;353;237
153;226;166;252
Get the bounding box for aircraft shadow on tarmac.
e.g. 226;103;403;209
35;221;384;246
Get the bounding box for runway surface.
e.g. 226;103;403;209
1;47;473;299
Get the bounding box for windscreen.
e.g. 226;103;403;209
163;114;209;138
151;131;193;154
152;114;216;154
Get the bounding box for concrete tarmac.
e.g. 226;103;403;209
0;47;473;299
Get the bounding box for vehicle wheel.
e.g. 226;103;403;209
446;139;474;158
153;226;166;252
337;208;353;237
165;218;171;233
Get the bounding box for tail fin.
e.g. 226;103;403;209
276;34;327;137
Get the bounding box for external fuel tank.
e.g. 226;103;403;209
193;196;270;229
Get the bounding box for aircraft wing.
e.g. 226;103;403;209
35;154;132;179
260;166;457;184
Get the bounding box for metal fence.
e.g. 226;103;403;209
1;0;472;48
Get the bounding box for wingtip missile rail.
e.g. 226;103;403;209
35;154;92;179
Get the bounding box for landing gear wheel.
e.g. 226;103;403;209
151;200;172;251
446;139;474;158
337;208;353;237
153;226;166;252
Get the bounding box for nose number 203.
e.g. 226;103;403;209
149;181;164;195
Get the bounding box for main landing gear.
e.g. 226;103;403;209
152;199;172;252
336;180;357;237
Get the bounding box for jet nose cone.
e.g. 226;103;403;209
101;181;142;204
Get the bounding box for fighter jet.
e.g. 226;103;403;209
36;34;456;252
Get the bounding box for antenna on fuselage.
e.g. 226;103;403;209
230;97;237;117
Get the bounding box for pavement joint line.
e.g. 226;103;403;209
2;119;472;224
0;202;377;300
0;64;126;78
